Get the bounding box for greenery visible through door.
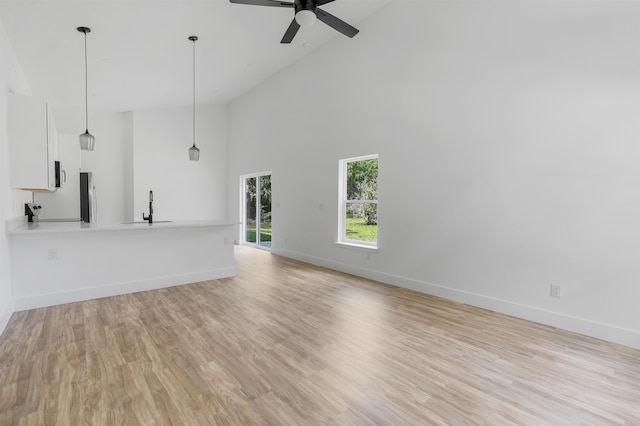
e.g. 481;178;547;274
245;174;272;247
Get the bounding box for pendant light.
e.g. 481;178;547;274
188;35;200;161
77;26;95;151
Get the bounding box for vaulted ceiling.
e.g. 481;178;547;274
0;0;392;113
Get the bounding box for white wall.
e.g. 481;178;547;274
0;19;14;334
228;1;640;348
1;21;32;222
0;18;31;334
132;104;227;221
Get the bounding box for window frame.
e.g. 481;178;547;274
337;154;379;250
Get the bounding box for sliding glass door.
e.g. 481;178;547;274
243;173;271;249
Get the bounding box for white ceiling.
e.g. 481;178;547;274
0;0;392;113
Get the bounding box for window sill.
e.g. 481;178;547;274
334;241;378;252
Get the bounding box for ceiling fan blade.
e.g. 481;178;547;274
316;8;359;38
316;0;336;5
229;0;294;7
281;18;301;44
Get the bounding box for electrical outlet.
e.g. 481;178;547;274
48;249;58;261
223;236;229;245
550;284;562;298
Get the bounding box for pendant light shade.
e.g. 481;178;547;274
188;144;200;161
77;26;95;151
188;35;200;161
79;130;95;151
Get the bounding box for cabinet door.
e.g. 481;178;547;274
8;94;57;192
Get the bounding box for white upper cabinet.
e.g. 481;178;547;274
8;94;59;192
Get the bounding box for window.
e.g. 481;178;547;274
338;154;378;248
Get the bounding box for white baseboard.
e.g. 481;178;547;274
12;267;236;311
272;248;640;350
0;299;15;338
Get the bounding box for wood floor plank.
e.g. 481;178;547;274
1;245;639;425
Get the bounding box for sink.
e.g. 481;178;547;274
120;221;173;224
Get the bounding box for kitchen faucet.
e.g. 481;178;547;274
142;190;153;224
24;203;42;223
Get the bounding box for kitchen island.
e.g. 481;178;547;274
6;219;235;310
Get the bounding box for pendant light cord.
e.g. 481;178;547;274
83;30;89;131
192;37;196;148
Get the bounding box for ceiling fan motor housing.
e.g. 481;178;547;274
295;0;316;14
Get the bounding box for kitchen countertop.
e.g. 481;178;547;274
6;219;236;235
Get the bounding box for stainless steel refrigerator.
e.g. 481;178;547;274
80;172;97;223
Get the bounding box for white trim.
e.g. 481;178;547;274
334;241;379;251
12;267;235;311
340;153;378;163
272;248;640;350
346;200;378;205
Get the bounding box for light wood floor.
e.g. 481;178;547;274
1;245;639;425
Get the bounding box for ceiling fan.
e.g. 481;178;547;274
230;0;359;44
